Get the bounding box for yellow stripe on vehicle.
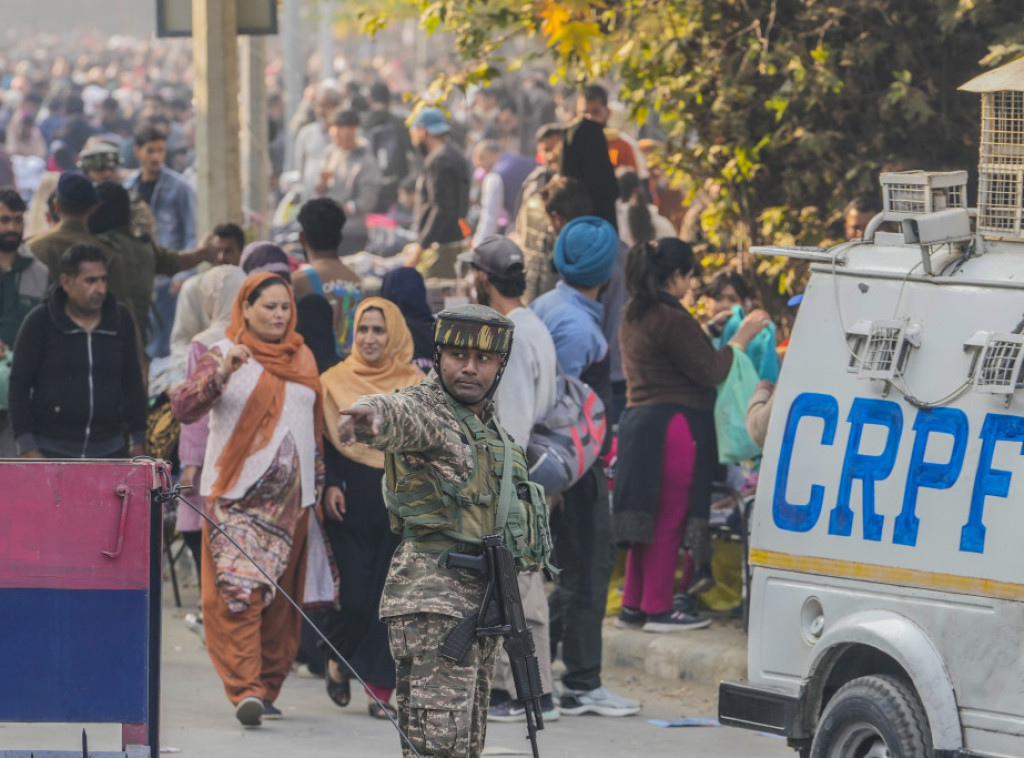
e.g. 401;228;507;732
749;549;1024;601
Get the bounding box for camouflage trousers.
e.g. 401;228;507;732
388;613;500;758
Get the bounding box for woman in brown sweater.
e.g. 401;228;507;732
614;239;768;632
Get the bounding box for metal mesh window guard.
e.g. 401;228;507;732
861;325;904;378
974;338;1024;392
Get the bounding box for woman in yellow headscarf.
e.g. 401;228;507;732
319;297;424;719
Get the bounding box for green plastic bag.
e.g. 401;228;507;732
714;346;762;464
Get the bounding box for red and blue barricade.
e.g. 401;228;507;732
0;460;165;757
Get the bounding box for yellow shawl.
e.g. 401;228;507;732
321;297;424;468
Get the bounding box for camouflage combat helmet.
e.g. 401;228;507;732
433;304;515;400
433;303;515;354
78;142;121;172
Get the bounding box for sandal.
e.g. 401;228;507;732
325;656;350;708
368;701;398;720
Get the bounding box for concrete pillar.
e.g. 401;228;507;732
192;0;242;231
282;0;304;172
319;0;334;82
240;36;270;239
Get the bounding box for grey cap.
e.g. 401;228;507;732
457;236;525;276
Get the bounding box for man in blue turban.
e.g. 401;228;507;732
529;215;642;718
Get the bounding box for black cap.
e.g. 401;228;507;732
56;170;100;207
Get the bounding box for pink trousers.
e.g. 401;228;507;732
621;413;696;615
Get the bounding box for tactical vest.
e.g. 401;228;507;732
382;395;555;573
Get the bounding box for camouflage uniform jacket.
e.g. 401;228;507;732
353;373;503;620
130;194;156;239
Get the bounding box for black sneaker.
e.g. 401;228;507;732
642;610;712;633
686;565;716;596
614;607;646;629
262;699;282;719
489;693;561;723
489;698;528;722
673;592;697;615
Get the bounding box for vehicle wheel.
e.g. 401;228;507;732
810;674;931;758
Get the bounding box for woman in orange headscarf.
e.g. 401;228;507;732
171;272;323;728
319;297;423;719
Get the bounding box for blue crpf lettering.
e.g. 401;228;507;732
960;414;1024;554
893;408;968;547
773;393;839;532
829;399;903;541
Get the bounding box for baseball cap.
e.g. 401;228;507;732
535;122;565;142
409;107;451;136
56;170;100;207
457;236;525;276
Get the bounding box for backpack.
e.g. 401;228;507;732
526;372;607;496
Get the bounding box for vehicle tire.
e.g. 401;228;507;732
810;674;931;758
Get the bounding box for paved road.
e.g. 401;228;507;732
0;584;793;758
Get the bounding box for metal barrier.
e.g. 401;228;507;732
0;460;165;757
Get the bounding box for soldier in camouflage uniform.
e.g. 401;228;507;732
515;123;565;305
337;304;542;758
79;140;156;238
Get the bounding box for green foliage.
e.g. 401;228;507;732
353;0;1024;316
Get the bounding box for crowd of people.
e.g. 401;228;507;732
0;25;827;758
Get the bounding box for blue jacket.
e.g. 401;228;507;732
124;167;196;250
530;281;607;379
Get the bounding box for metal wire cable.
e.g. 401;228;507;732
146;462;422;758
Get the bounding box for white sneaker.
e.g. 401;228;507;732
557;686;641;717
184;612;205;645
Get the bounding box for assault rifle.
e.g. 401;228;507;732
442;533;544;758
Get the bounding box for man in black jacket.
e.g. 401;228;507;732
9;244;146;459
363;82;413;213
403;107;470;279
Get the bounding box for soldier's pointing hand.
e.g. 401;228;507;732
337;404;380;444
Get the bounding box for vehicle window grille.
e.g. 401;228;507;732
861;326;903;376
974;337;1024;393
980;91;1024;166
886;183;927;214
977;171;1022;233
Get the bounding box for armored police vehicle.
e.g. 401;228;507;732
719;57;1024;758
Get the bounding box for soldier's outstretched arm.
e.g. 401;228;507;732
337;404;380;445
341;391;449;453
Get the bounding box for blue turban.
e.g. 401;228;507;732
553;216;618;287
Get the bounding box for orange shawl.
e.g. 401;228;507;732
210;272;325;498
321;297;424;468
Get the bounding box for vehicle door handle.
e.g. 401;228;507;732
102;483;131;559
